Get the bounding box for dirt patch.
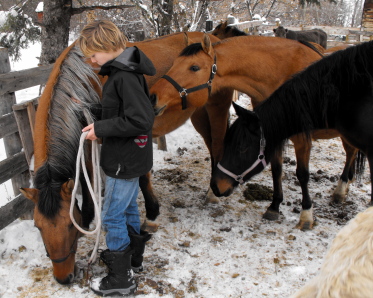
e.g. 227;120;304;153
155;169;189;184
243;183;273;201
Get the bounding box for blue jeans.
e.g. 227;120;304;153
102;176;141;251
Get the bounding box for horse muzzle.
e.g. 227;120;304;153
150;94;167;116
210;178;235;197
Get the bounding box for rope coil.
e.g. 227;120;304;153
70;130;102;264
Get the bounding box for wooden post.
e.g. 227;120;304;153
0;48;33;219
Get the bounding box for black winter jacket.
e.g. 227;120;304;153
94;47;156;179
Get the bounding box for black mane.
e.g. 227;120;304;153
35;164;71;218
179;43;203;56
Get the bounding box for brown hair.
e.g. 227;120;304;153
77;20;127;57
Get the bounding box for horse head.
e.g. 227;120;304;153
211;21;247;40
20;179;81;284
211;21;229;39
150;34;216;119
273;26;288;38
210;102;267;197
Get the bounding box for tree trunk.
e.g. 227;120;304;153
158;0;174;36
39;0;73;65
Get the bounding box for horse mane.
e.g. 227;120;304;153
255;41;373;153
35;44;101;218
179;43;203;56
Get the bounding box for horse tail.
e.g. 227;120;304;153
298;40;324;58
355;150;366;182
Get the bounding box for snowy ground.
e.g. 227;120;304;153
1;95;371;297
0;44;371;298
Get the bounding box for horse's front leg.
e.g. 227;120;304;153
139;172;160;220
262;150;284;220
191;89;233;204
292;135;314;230
332;139;357;204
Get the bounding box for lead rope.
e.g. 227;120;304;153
69;130;102;269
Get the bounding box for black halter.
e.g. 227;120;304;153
161;55;217;110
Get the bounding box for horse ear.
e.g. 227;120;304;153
273;28;276;33
202;34;214;58
232;102;247;117
232;102;259;122
20;187;39;204
183;32;193;46
221;21;228;29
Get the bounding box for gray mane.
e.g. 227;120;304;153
35;46;101;218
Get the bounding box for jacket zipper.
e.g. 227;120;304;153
116;163;121;176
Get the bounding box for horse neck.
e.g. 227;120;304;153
213;37;320;105
255;87;323;156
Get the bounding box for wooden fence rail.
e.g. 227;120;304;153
0;47;52;230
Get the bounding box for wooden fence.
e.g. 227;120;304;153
0;48;52;230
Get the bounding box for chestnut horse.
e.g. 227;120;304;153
20;31;224;284
150;34;358;230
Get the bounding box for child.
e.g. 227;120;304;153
77;20;156;296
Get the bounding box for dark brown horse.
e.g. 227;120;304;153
20;31;224;284
212;41;373;229
273;26;328;49
210;21;248;39
150;34;358;230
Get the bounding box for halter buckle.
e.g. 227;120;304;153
179;89;188;98
211;64;217;75
235;175;244;184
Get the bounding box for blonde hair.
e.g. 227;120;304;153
77;20;127;57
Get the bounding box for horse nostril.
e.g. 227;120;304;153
154;104;167;116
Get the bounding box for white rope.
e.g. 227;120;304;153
70;131;102;264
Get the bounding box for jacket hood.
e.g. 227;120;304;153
99;46;156;76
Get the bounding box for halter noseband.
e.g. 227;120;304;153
161;55;217;110
217;128;267;185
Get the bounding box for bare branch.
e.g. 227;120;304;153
71;4;135;15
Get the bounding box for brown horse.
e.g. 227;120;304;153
210;21;248;39
150;34;358;230
20;31;224;284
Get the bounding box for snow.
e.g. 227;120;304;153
0;43;371;298
35;2;44;13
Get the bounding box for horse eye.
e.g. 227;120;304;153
190;65;200;72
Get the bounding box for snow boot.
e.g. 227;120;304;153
90;246;137;296
129;230;152;272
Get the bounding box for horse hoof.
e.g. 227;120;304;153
141;220;159;233
331;193;346;204
295;220;313;231
296;209;314;230
263;209;279;221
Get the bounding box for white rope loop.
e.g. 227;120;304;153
69;131;102;264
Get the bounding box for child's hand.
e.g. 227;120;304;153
82;123;98;140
